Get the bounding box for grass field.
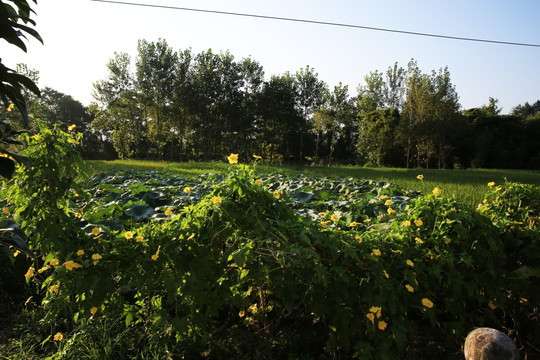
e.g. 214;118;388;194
86;160;540;207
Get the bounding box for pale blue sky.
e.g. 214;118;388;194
2;0;539;113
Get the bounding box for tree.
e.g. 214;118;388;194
313;83;355;164
512;100;540;119
357;108;401;166
136;39;178;158
481;97;501;116
400;60;461;168
357;70;385;116
383;62;405;109
401;59;428;168
256;74;301;163
294;66;326;160
92;52;144;159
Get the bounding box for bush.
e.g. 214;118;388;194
1;133;539;359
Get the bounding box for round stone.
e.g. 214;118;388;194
464;328;519;360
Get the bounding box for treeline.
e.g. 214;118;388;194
4;40;540;168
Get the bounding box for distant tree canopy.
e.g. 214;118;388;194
4;37;540;169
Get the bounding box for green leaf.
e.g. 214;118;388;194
125;203;154;221
125;311;134;326
292;191;314;203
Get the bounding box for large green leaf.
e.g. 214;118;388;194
125;203;154;221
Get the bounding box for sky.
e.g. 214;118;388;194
2;0;540;113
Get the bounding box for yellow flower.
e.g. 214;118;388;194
48;284;59;293
406;259;414;267
432;187;442;196
383;270;389;279
330;213;340;222
384;199;392;206
363;218;371;223
487;181;495;188
380;195;389;200
254;179;263;185
387;207;396;215
378;321;388;330
91;254;102;260
13;250;20;257
38;265;50;273
369;306;382;318
252;154;262;160
355;235;362;243
164;207;173;216
366;313;375;324
227;153;239;164
24;267;35;280
53;332;63;341
90;307;98;315
49;258;59;266
274;190;282;199
416;174;424;181
7;103;15;112
488;301;497;310
421;298;434;308
124;231;134;240
64;260;82;271
151;245;161;261
520;298;528;304
415;237;424;244
76;249;85;256
348;221;358;227
391;249;402;254
319;220;330;227
495;186;502;192
414;219;423;227
238;310;245;318
183;187;193;193
2;207;8;213
211;196;222;204
68;124;76;131
403;220;411;227
372;249;381;256
91;227;101;236
405;284;414;293
136;235;144;242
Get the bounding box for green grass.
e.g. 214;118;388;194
86;160;540;207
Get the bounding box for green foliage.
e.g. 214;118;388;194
478;182;540;351
2;145;539;358
4;122;89;252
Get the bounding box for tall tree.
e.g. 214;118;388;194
294;66;326;160
383;62;405;109
256;74;301;163
136;39;178;158
314;83;355;164
92;52;144;159
357;108;401;166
